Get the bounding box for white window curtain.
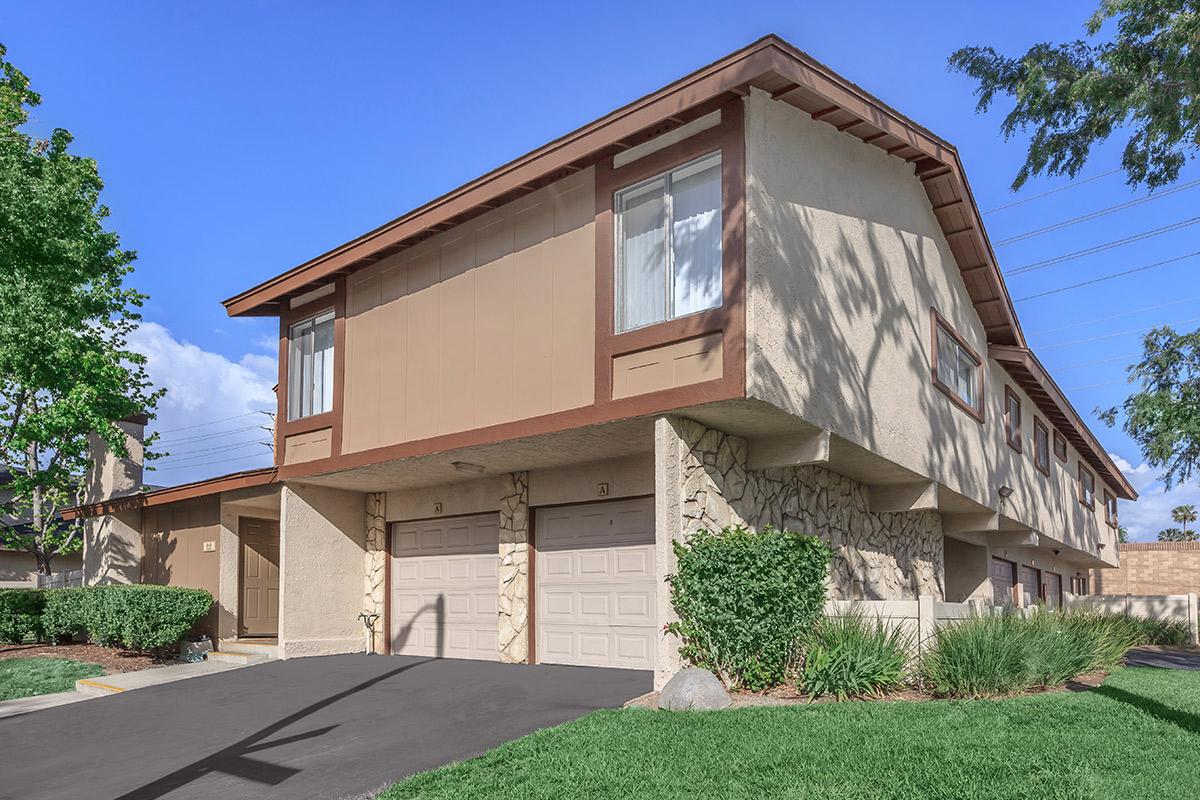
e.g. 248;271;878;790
287;310;335;420
615;153;722;332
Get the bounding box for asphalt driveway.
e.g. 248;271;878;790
0;655;651;800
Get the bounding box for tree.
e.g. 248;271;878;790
0;44;162;574
1157;527;1197;542
1172;504;1198;538
949;0;1200;190
1117;525;1129;543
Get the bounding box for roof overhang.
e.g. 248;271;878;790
990;345;1137;500
63;467;277;520
221;34;1024;348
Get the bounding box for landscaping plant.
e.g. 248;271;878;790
800;611;911;700
667;525;829;691
0;588;45;644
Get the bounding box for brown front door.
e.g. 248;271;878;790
1018;565;1041;608
239;518;280;637
991;557;1016;606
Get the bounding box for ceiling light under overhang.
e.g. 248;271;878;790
451;461;485;474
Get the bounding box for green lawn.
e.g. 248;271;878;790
0;657;105;701
379;668;1200;800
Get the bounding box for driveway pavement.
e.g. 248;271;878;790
0;654;651;800
1125;646;1200;670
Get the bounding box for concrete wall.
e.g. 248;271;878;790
743;88;1117;562
944;537;989;602
0;549;82;587
341;167;596;454
278;482;368;657
1093;542;1200;596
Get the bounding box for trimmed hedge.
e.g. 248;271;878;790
11;585;213;651
667;525;830;691
0;588;46;644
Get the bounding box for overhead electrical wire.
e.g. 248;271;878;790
153;423;270;446
1004;216;1200;276
1028;296;1200;335
1039;315;1200;350
1042;353;1140;373
1014;250;1200;302
152;440;272;467
151;410;271;435
149;452;275;472
983;169;1122;214
155;438;274;459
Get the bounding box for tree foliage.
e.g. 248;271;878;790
0;44;161;573
949;0;1200;190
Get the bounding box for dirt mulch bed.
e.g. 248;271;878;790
626;670;1112;709
0;643;174;675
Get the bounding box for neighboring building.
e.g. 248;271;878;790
0;470;83;588
69;36;1135;688
1092;542;1200;597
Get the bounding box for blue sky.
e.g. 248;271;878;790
3;2;1197;538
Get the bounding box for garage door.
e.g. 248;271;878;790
1044;571;1062;609
390;514;498;661
991;557;1016;606
1018;564;1041;608
536;497;656;670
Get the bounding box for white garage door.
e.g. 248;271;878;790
390;514;498;661
536;497;656;670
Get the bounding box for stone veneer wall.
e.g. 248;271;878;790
364;492;387;654
676;417;943;600
498;472;530;663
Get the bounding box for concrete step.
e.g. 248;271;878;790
216;639;281;659
205;651;270;666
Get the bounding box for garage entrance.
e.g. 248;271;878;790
535;497;656;670
390;514;499;661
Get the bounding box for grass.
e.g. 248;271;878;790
0;657;105;701
378;668;1200;800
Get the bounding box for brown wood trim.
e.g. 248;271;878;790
1033;418;1051;477
1078;463;1096;510
593;97;746;412
1003;385;1023;454
526;505;536;666
276;280;347;460
1103;489;1118;528
1053;430;1068;463
929;308;984;423
383;501;392;655
64;467;277;520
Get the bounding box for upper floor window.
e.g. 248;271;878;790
931;312;982;420
1078;463;1096;509
1104;490;1118;528
288;310;335;420
1033;418;1050;476
615;153;722;332
1053;431;1068;462
1004;386;1022;453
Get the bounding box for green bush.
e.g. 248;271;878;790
801;611;911;700
666;525;830;691
42;587;91;642
0;588;45;644
922;609;1146;698
90;585;213;650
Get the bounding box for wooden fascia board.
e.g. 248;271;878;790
63;468;278;520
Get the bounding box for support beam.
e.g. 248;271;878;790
987;531;1040;549
942;512;999;535
868;481;938;514
746;429;831;471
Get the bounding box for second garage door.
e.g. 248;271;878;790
390;514;498;661
536;497;656;670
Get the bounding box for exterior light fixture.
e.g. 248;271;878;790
997;486;1014;499
451;461;485;474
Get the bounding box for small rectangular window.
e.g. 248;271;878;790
1033;419;1050;476
287;310;335;420
1104;490;1118;528
1078;464;1096;509
931;311;982;419
1053;431;1068;462
615;153;722;332
1004;386;1022;453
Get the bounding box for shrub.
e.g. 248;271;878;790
0;588;45;644
1115;613;1191;647
667;525;830;691
800;611;911;700
42;587;91;642
92;586;213;651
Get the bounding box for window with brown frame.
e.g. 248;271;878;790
1078;463;1096;509
1004;386;1022;453
1071;574;1090;595
1033;418;1050;476
1104;490;1118;528
1053;431;1068;462
930;310;984;421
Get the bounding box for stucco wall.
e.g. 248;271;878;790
944;537;989;602
743;88;1116;560
0;549;82;587
341;167;596;454
83;510;142;586
279;483;368;657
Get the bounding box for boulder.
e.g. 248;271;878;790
657;668;732;711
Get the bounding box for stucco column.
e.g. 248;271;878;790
654;416;686;690
364;492;388;654
498;472;530;663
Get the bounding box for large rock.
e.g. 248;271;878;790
658;668;732;711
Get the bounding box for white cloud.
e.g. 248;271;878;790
1109;451;1200;541
129;322;277;487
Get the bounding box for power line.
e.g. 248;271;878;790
1028;296;1200;335
154;423;268;446
151;410;271;435
148;452;274;472
993;178;1200;247
1004;216;1200;276
1014;250;1200;302
156;438;274;459
1044;353;1140;372
983;169;1122;214
1040;315;1200;350
1062;378;1128;392
153;440;272;467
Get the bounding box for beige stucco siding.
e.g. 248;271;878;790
342;168;597;454
743;88;1116;561
0;549;82;587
